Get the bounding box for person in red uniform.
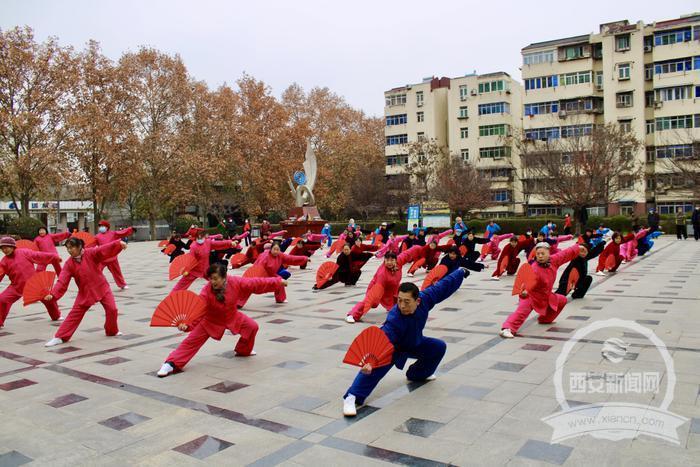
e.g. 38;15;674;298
95;220;134;290
314;243;374;290
498;242;584;338
491;236;523;280
406;231;453;276
0;237;62;327
43;237;127;346
171;229;240;293
34;227;71;275
595;232;635;276
157;264;286;377
237;242;308;307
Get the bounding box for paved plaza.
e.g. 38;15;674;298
0;237;699;466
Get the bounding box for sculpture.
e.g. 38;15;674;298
288;141;317;207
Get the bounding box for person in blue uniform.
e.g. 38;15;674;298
342;267;469;416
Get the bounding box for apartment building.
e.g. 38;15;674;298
384;73;524;216
521;13;700;217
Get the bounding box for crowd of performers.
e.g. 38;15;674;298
0;215;668;416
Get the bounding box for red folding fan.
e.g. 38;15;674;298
528;248;536;261
16;239;38;251
343;325;394;369
421;264;447;290
71;231;96;247
605;254;616;271
497;254;509;276
163;244;176;255
290;237;302;249
23;271;56;306
316;262;338;288
512;263;537;296
169;253;197;280
230;253;247;269
243;264;267;278
459;245;467;257
158;239;169;248
150;290;207;328
480;242;491;256
362;284;385;313
566;269;580;295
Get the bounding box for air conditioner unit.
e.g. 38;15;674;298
417;102;423;107
595;84;603;90
558;110;567;118
506;90;511;94
644;45;652;52
654;101;663;109
470;90;478;96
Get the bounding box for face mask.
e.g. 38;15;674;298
196;238;205;245
98;226;107;233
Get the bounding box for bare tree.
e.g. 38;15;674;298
432;155;493;216
404;138;447;201
650;128;700;203
507;123;643;233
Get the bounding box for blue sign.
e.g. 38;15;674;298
293;171;306;185
407;205;420;219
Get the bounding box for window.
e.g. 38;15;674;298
386;154;408;166
524;75;558;91
523;50;555;65
561;45;587;60
656;86;692;102
524;101;558;116
385;134;408;146
479;124;508;137
655;114;695;131
527;206;561;217
478;102;510;115
618;63;631;80
479;146;511;158
460;127;469;139
658;203;694;215
619;176;634;190
595;71;603;89
480;168;512;179
654;57;693;75
478;80;506;94
416;111;424;123
592;43;603;59
561;124;593;137
586;206;607;217
618;120;632;133
417;132;425;141
645;120;655;135
492;190;511;202
416;91;424;107
560;98;601;113
385;94;406;106
525;127;560;140
620;204;634;215
458;106;469;119
644;35;653;51
459;85;469;101
646;147;656;163
654;27;692;46
616;34;631;51
559;71;591;86
385;114;407;126
645;91;654;108
644;64;653;81
656;144;694;159
616;92;633;108
460;149;469;161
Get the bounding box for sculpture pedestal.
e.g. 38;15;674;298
281;207;326;238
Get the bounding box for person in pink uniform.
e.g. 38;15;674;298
621;227;649;262
34;227;71;275
498;242;584;338
548;233;573;255
237;242;308;307
0;237;62;327
481;233;514;261
95;220;133;290
43;237;127;346
345;246;423;323
375;233;408;258
157;264;286;377
170;229;241;293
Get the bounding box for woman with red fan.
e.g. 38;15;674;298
498;242;584;339
554;241;603;299
0;237;62;327
236;242;308;306
157;264;287;377
164;233;190;263
43;238;128;346
95;220;134;290
491;236;524;280
480;233;514;261
342;268;468;416
313;244;373;290
169;229;241;294
34;226;71;275
345;246;423;323
406;231;453;277
595;232;635;276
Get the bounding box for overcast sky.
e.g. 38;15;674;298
3;0;698;117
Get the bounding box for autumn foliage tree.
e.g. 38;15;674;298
432;155;493;216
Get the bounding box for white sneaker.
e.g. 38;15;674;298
345;315;356;324
235;350;257;357
596;271;606;276
115;331;123;336
157;362;174;377
407;273;414;277
45;337;64;347
120;285;129;290
499;329;514;339
343;394;357;417
491;276;500;281
57;316;65;321
426;374;437;381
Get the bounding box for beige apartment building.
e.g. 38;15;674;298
521;13;700;217
384;73;524;216
385;13;700;218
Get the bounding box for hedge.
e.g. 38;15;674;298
5;216;45;239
